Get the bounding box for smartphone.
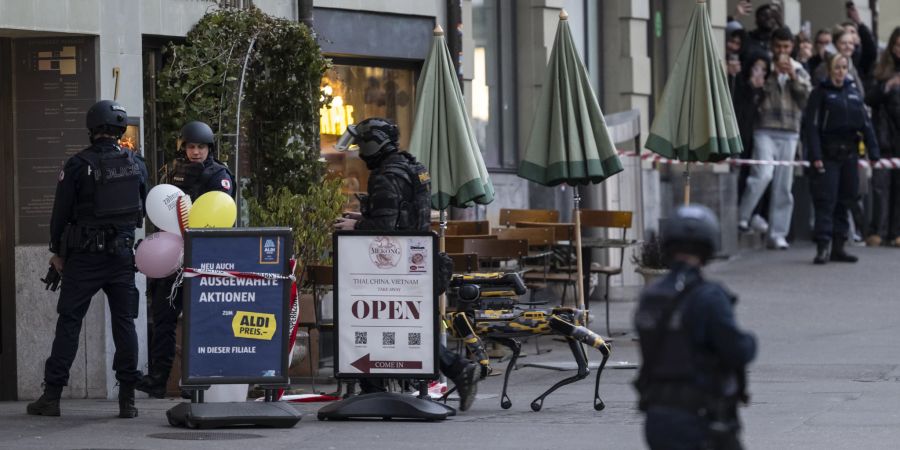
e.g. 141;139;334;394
801;20;811;38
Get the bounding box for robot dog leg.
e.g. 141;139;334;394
529;337;588;412
521;315;612;412
546;315;611;411
490;337;521;409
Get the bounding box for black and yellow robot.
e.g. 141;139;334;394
445;272;611;411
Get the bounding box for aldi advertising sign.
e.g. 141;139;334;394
182;228;292;386
334;231;439;379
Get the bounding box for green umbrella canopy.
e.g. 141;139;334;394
408;27;494;210
644;1;742;162
517;12;623;187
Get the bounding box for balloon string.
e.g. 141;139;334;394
169;267;184;308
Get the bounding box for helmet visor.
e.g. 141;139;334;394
334;125;360;152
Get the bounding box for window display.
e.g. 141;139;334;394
320;63;415;210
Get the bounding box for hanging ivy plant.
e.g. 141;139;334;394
156;5;330;199
156;5;337;270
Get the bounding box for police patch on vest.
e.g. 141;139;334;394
103;162;142;180
222;179;231;191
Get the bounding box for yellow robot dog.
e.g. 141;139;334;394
445;272;611;411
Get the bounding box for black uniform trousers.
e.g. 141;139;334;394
645;406;742;450
811;157;859;243
44;251;141;387
438;344;469;379
147;275;181;376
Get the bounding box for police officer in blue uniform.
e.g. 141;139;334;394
634;205;757;449
136;121;234;398
27;100;148;418
804;53;880;264
333;118;481;411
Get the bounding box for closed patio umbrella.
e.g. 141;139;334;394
644;0;742;204
408;25;494;317
517;10;624;311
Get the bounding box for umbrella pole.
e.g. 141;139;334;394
439;209;448;384
439;209;447;313
573;188;586;311
683;163;691;206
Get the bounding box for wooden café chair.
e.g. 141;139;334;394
443;234;497;254
497;208;560;228
572;210;636;335
514;221;579;305
430;220;490;236
462;238;529;271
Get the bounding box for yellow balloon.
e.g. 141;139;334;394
188;191;237;228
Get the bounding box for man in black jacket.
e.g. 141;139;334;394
635;205;757;449
28;100;148;419
740;4;782;63
333;118;481;411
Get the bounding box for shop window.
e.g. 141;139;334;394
472;0;517;171
319;62;415;210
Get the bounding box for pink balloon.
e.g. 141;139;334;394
135;232;184;278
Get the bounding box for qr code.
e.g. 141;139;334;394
408;333;421;346
354;331;367;345
382;332;395;346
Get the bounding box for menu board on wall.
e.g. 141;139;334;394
14;37;96;245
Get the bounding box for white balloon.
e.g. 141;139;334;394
146;184;187;234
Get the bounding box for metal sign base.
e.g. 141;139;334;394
317;392;455;421
166;401;301;429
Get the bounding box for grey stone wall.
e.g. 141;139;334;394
15;247;110;400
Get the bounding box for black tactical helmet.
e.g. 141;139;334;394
661;204;720;264
86;100;127;137
335;117;399;160
180;121;215;146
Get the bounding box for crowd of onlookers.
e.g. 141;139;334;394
724;1;900;263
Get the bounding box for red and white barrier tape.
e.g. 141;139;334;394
617;151;900;170
169;267;295;305
181;267;295;281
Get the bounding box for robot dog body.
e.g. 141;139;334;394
446;272;610;411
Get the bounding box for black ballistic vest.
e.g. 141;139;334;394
635;288;699;384
170;158;232;201
382;153;431;232
74;145;143;226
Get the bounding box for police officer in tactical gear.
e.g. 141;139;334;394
333;118;481;411
28;100;148;419
634;205;757;449
136;120;234;399
333;118;431;232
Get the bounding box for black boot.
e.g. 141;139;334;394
452;363;480;412
830;238;858;263
135;371;168;399
26;384;63;416
118;384;139;418
813;241;830;265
